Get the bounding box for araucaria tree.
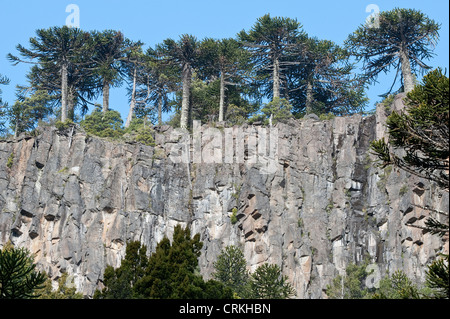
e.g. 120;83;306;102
91;30;128;113
371;68;449;193
213;245;250;297
288;37;367;116
238;14;306;101
200;38;251;122
370;68;449;298
156;34;200;129
345;8;440;94
0;243;47;299
8;26;90;122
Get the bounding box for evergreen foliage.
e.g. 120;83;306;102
213;245;250;298
370;68;449;237
345;8;440;95
0;243;46;299
326;261;371;299
426;254;449;299
95;226;232;299
80;106;124;139
250;263;296;299
8;26;92;121
37;273;83;299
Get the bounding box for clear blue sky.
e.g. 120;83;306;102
0;0;448;122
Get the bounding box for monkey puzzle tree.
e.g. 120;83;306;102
238;14;306;102
140;46;179;126
0;243;46;299
250;263;296;299
371;68;449;193
8;26;90;122
288;37;367;116
213;245;250;298
345;8;440;95
200;38;251;122
156;34;201;129
91;30;128;113
370;69;449;297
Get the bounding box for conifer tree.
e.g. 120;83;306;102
346;8;440;95
213;245;250;297
156;35;200;129
238;14;306;101
91;30;128;113
200;38;251;122
250;263;296;299
0;243;46;299
8;26;90;121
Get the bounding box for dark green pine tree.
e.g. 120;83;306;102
94;241;148;299
8;90;53;137
345;8;440;95
200;38;252;122
8;26;90;122
370;68;449;193
133;225;232;299
426;254;449;299
0;243;47;299
371;68;449;299
138;46;179;126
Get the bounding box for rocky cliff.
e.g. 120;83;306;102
0;94;448;298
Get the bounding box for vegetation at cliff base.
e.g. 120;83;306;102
0;242;46;299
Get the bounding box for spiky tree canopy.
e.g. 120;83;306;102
345;8;440;95
0;245;47;299
238;14;306;100
8;26;91;121
156;34;200;129
288;37;367;116
91;30;128;112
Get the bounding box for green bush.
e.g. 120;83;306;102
80;108;124;139
124;118;155;146
55;119;74;131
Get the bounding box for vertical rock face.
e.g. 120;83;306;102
0;97;448;298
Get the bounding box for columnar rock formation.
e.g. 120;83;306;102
0;94;448;298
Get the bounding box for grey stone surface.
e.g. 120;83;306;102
0;96;448;298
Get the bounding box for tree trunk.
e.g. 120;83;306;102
102;80;110;113
125;67;137;128
14;119;19;138
272;57;280;100
180;64;191;129
219;72;225;122
61;62;68;122
305;80;314;114
68;88;75;121
399;49;415;93
158;95;163;126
